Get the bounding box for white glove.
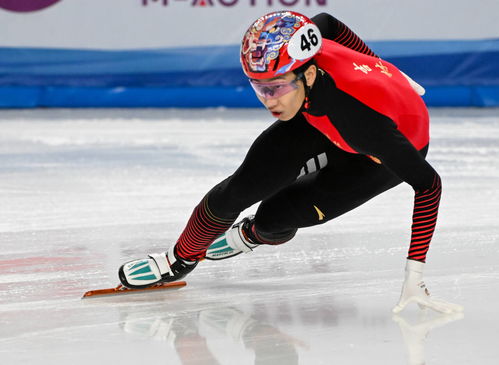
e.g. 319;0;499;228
393;260;464;314
400;71;426;96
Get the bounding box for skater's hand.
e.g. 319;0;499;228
392;260;464;314
400;71;426;96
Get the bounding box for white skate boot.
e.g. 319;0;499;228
119;245;197;289
205;216;259;260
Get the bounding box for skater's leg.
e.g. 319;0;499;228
175;114;332;260
205;147;401;260
252;150;404;240
254;145;428;235
205;145;407;260
119;115;332;287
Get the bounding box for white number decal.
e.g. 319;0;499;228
288;24;322;61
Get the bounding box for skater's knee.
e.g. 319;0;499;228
253;219;297;246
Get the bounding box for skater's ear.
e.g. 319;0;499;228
303;64;317;88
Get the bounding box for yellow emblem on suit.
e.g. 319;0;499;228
314;205;326;221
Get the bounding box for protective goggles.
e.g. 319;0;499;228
249;73;304;100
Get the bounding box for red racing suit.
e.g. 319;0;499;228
301;39;440;262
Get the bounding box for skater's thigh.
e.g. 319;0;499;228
254;153;402;232
232;114;331;185
209;114;332;215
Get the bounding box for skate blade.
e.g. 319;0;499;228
82;281;186;299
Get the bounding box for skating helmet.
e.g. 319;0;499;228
240;11;322;79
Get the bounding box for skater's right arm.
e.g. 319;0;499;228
312;13;378;57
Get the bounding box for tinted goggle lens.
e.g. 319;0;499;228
249;79;299;99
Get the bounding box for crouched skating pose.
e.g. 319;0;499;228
119;11;462;314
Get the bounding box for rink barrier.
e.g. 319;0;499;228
0;39;498;107
0;86;261;108
2;85;499;108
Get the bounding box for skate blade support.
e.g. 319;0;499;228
82;281;186;299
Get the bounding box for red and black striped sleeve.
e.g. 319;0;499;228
354;131;441;263
334;99;441;264
312;13;378;57
408;174;442;262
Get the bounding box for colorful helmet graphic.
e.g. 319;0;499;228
240;11;322;80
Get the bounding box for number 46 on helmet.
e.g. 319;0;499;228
240;11;323;80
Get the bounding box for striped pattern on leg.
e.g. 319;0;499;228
332;21;378;57
175;197;235;261
408;174;442;262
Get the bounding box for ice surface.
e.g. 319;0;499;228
0;108;498;364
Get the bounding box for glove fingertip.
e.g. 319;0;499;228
392;305;403;314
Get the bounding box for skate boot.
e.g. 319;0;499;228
205;216;259;260
119;245;197;289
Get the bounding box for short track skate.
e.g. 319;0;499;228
82;281;186;299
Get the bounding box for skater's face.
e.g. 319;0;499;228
250;65;317;121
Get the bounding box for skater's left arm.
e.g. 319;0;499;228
312;13;378;57
351;114;441;263
348;113;463;314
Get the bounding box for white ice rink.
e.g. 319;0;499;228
0;108;498;364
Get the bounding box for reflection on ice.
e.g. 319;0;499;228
118;302;464;365
121;306;305;365
394;312;464;365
